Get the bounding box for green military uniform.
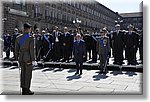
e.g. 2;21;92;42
15;32;35;91
96;36;110;74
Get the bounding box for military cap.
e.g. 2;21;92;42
14;28;18;31
76;33;81;37
102;27;107;31
42;30;46;33
127;24;134;28
24;23;32;29
115;24;120;27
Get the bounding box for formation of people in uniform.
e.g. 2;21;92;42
2;23;143;65
2;22;143;95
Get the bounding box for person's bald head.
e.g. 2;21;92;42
64;27;68;32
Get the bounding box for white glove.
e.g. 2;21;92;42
32;61;38;66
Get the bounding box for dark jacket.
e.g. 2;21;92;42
112;30;125;49
4;34;11;47
61;32;71;47
52;31;62;44
73;40;86;63
125;31;137;47
11;32;20;49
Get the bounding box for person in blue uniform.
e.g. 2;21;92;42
3;31;11;59
73;34;86;75
96;29;110;74
41;30;52;61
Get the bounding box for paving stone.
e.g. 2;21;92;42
77;86;114;94
96;83;128;90
47;84;83;91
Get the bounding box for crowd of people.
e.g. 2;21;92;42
3;24;143;66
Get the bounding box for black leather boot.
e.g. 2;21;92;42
22;88;28;95
22;88;34;95
28;89;34;95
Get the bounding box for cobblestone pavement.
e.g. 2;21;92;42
0;65;142;95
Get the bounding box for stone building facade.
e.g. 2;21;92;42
120;12;143;30
3;0;120;34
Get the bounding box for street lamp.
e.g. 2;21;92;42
73;18;81;27
115;17;123;25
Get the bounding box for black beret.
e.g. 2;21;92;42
24;23;32;29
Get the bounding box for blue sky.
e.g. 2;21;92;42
96;0;143;13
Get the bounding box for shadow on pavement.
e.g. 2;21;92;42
124;71;138;76
53;68;64;72
110;71;124;76
41;67;54;72
32;67;44;71
92;74;108;81
67;69;76;73
66;74;81;81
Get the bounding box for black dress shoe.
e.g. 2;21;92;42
118;62;122;65
75;72;79;75
122;62;125;64
28;90;34;95
113;62;117;64
131;63;136;65
22;88;27;95
22;88;34;95
127;63;131;65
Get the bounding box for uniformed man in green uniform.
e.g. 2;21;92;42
96;29;111;74
15;23;37;95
